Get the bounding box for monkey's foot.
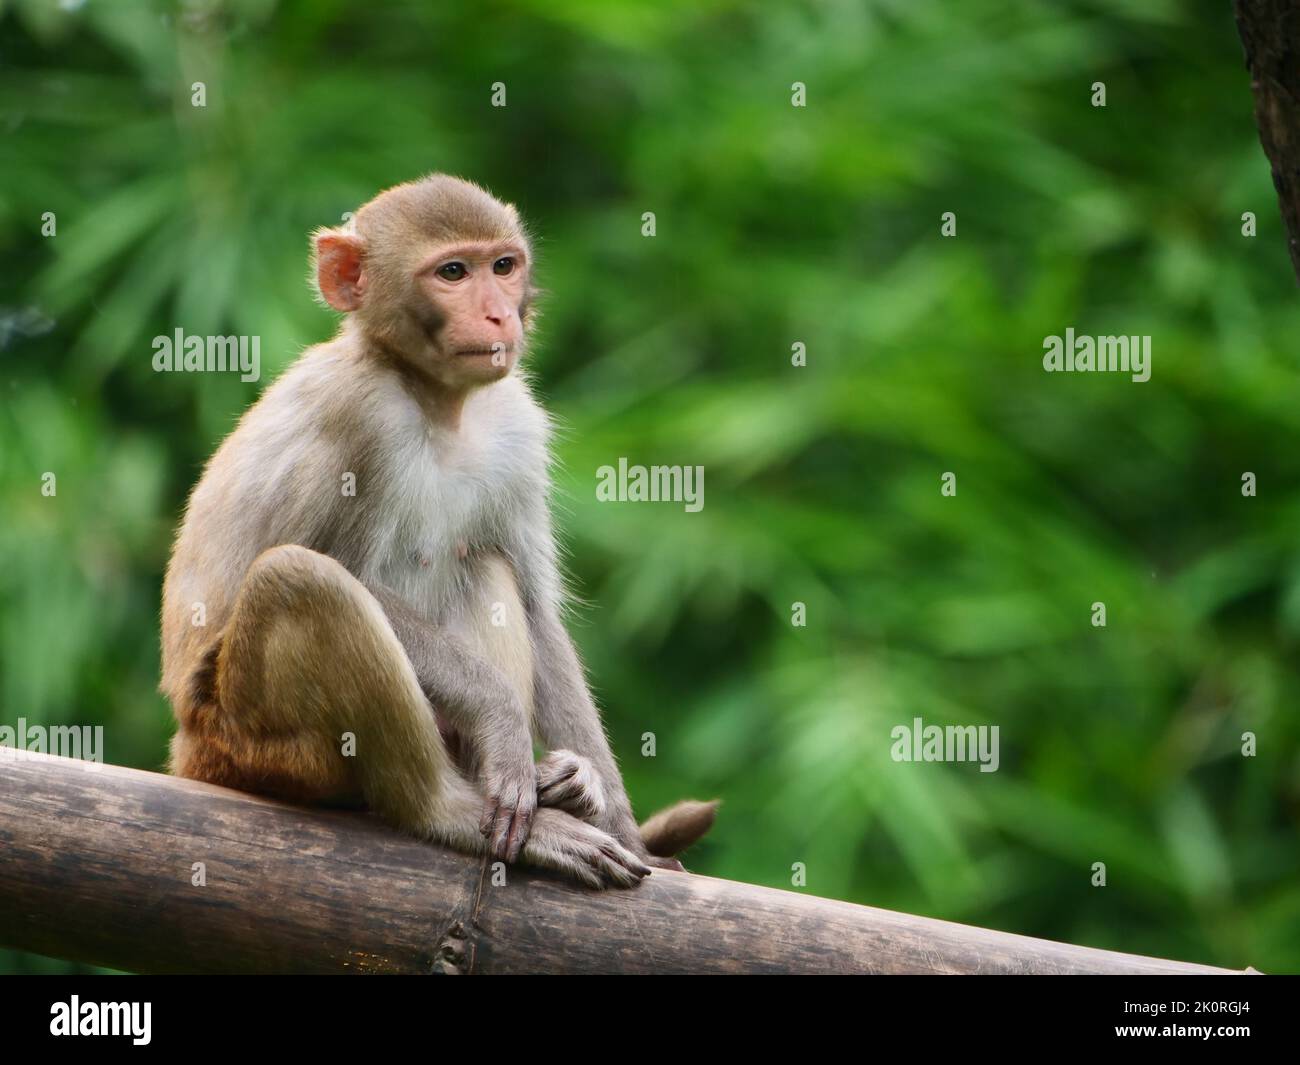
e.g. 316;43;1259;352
523;808;651;889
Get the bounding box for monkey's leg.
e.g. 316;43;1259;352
368;578;537;860
179;545;648;887
183;544;475;847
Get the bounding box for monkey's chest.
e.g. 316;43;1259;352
366;464;536;716
365;447;500;607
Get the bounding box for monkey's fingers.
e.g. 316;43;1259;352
485;790;536;863
557;840;647;888
534;750;580;789
536;764;578;793
536;752;606;823
503;798;536;864
523;811;651;889
486;806;513;860
538;775;605;822
592;841;653;887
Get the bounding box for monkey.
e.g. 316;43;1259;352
160;174;716;889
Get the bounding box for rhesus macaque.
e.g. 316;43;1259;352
161;174;715;888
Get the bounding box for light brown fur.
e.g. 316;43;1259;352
161;174;713;888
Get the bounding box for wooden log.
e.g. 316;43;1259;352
0;751;1249;974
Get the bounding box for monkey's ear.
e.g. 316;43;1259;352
313;230;366;312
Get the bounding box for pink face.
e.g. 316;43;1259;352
314;228;532;391
415;240;529;381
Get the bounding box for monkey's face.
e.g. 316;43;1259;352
409;240;530;388
315;175;538;393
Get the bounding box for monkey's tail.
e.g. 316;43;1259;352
638;799;719;858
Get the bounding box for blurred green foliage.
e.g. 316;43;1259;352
1;0;1298;974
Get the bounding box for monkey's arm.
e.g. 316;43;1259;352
526;604;647;858
505;485;649;857
367;584;537;862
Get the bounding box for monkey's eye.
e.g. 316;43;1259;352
436;262;468;281
492;256;516;277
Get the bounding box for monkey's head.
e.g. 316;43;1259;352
313;174;536;390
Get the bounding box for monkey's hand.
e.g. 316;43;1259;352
535;749;607;824
478;721;538;864
522;808;652;889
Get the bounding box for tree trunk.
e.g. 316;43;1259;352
1236;0;1300;282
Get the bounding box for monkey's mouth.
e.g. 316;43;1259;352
453;345;513;357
